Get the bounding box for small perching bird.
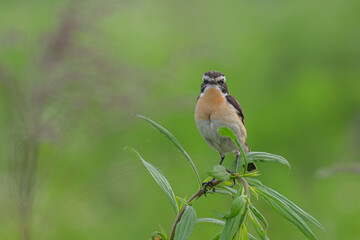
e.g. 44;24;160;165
195;71;256;175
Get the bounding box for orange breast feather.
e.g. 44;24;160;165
195;88;241;125
195;88;228;120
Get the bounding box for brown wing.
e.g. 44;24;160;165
227;95;256;171
226;95;245;124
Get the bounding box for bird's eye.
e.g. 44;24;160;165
218;80;224;84
204;80;209;84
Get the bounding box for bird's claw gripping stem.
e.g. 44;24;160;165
202;178;216;196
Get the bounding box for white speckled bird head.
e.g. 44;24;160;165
200;71;228;95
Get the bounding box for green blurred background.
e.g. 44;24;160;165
0;0;359;239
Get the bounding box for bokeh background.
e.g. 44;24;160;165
0;0;359;239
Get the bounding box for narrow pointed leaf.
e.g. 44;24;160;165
227;152;290;170
249;205;268;230
207;165;231;181
209;232;221;240
197;218;225;226
151;231;167;240
219;201;248;240
218;215;242;240
223;195;247;219
176;196;189;210
159;224;168;240
174;206;197;240
213;210;227;219
136;115;201;187
247;179;320;240
249;209;269;240
245;152;290;168
242;225;249;240
248;178;324;230
248;233;258;240
222;186;238;194
262;187;323;230
261;194;317;240
126;147;178;214
214;188;234;196
215;183;243;196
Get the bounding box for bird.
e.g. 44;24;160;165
195;70;256;181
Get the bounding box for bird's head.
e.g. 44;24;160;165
201;71;228;94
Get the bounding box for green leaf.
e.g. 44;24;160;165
248;233;258;240
248;209;269;240
218;186;238;195
223;195;247;219
227;152;290;170
125;146;178;215
197;218;225;226
209;232;221;240
262;194;316;240
215;185;239;196
174;206;197;240
213;210;227;219
223;186;238;194
176;196;188;210
245;152;290;168
136;115;202;187
218;215;242;240
249;205;268;230
219;200;248;240
248;179;321;240
207;165;231;181
218;127;248;173
265;188;323;231
159;224;168;240
213;188;234;196
151;231;167;240
248;178;324;230
217;127;242;149
241;225;249;240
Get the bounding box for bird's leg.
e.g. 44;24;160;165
224;153;241;186
235;153;240;173
219;154;225;165
220;154;234;173
202;154;226;196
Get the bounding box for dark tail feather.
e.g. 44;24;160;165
247;162;257;172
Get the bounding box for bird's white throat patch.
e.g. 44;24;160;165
199;85;228;98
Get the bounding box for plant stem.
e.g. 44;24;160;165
169;176;251;240
169;179;223;240
238;177;250;199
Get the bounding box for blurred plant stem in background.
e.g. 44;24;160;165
316;163;360;178
0;2;130;239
